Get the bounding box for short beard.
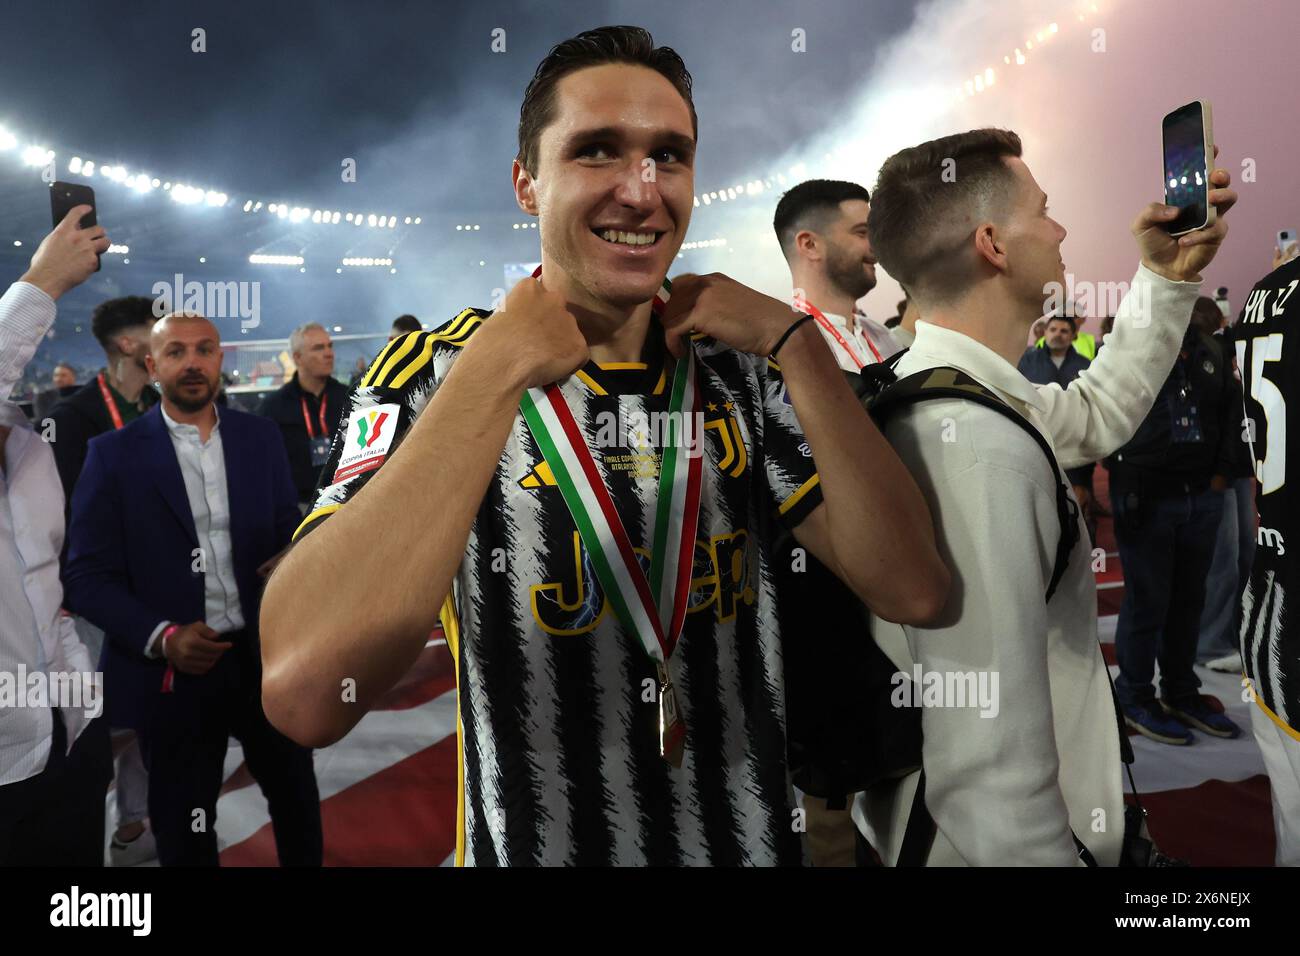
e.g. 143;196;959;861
827;250;875;301
166;381;214;413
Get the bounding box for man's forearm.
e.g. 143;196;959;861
0;282;56;402
260;347;523;746
775;321;946;615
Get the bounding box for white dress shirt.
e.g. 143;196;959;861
813;308;902;372
0;281;98;785
149;404;245;647
853;263;1201;866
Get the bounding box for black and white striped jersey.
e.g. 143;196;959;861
1231;255;1300;734
293;309;823;865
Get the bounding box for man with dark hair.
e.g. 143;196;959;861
50;296;158;513
1106;294;1245;744
773;179;898;370
1019;313;1097;539
855;127;1234;865
48;292;159;865
262;25;948;867
389;314;422;341
770;178;903;865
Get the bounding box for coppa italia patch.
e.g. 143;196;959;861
334;403;400;483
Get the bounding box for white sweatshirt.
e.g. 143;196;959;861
854;263;1202;865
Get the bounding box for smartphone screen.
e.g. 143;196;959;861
1162;102;1211;235
49;181;101;271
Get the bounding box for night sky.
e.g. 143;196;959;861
1;0;1295;382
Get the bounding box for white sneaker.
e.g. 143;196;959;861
1205;652;1243;673
110;825;157;866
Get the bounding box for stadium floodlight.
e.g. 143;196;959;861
22;145;53;167
243;200;253;212
331;211;340;224
152;178;160;187
82;160;95;177
248;254;305;265
405;217;412;224
345;212;353;222
0;127;16;150
388;217;396;228
367;214;377;227
254;201;262;211
413;217;421;224
132;174;153;192
311;210;322;223
69;157;83;174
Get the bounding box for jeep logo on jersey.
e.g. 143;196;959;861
334;403;401;483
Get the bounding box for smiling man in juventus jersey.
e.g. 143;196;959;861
260;26;948;866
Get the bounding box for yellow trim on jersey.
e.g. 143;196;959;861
778;473;821;517
767;358;782;373
575;370;609;396
359;336;405;388
365;310;482;388
1247;678;1300;742
365;330;423;387
439;594;467;867
388;333;437;390
652;369;667;395
291;504;340;542
598;362;647;370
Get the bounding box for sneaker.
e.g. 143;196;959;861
1161;695;1242;739
1205;651;1243;673
1123;700;1194;745
110;824;157;867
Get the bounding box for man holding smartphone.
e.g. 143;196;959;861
0;208;113;865
856;129;1234;865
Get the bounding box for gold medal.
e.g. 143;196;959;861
658;663;686;767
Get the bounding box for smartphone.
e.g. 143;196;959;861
1161;100;1215;237
1280;228;1298;255
49;180;101;271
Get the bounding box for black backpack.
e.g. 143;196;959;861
779;351;1082;803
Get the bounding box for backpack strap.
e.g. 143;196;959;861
870;366;1080;603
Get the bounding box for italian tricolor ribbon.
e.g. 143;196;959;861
518;272;701;763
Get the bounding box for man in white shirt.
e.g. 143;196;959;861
774;179;900;371
0;207;114;864
63;312;321;866
854;128;1235;865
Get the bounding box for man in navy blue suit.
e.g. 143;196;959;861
64;311;322;866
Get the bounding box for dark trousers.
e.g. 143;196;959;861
1113;485;1225;708
136;631;322;866
0;712;112;865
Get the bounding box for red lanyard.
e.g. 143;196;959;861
97;373;125;430
301;393;328;439
791;297;883;367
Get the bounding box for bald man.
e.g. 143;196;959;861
63;313;322;866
